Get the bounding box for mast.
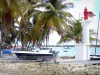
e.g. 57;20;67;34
94;12;100;55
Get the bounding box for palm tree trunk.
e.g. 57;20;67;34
14;37;19;49
26;41;31;50
0;18;3;57
0;31;2;57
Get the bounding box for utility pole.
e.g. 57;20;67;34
95;12;100;55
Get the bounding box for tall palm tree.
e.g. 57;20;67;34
0;0;31;56
15;0;73;48
13;0;44;49
31;0;73;46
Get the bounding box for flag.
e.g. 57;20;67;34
88;11;96;17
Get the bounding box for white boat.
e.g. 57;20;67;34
13;48;58;61
90;55;100;60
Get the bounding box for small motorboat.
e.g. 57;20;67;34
14;48;59;61
90;55;100;60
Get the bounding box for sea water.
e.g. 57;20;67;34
47;46;100;57
2;45;100;57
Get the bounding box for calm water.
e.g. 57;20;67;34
2;46;100;57
47;46;100;56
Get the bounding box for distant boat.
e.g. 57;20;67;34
64;46;70;49
2;49;16;54
63;50;68;52
90;55;100;60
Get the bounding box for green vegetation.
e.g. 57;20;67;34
0;0;98;53
58;19;100;44
0;0;31;55
58;20;82;43
0;0;73;52
17;0;73;47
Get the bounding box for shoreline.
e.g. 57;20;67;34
0;57;100;65
0;54;100;64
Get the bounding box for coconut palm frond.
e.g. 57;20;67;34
58;19;82;44
89;29;97;35
90;36;100;42
58;34;72;44
13;0;73;46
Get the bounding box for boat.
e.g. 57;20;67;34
63;50;68;52
90;55;100;60
64;45;70;49
63;46;70;52
14;48;59;61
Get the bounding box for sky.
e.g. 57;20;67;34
48;0;100;45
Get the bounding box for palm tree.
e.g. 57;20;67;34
31;0;73;46
58;20;82;43
58;20;100;44
15;0;73;49
0;0;31;56
13;0;45;49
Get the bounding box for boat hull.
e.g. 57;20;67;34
15;53;54;61
90;55;100;60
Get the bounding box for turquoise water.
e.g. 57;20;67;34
2;46;100;57
47;46;100;56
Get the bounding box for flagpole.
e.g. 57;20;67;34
94;12;100;55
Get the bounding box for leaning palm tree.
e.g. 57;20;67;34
31;0;73;46
15;0;73;48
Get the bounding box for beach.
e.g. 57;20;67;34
0;60;100;75
0;54;100;75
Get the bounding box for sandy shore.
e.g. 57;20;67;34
0;62;100;75
0;54;100;75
